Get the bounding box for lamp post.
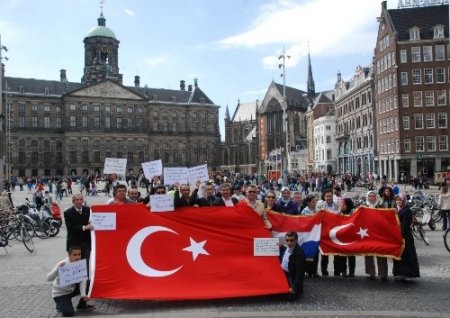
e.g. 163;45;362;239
278;47;290;184
0;35;9;183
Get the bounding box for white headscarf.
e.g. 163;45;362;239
365;190;379;208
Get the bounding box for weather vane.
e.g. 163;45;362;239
100;0;104;12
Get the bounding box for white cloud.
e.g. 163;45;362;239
144;54;171;68
124;9;135;16
216;0;387;70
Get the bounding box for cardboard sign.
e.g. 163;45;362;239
104;158;127;176
58;259;88;287
90;213;116;230
141;159;163;180
150;194;175;212
253;238;280;256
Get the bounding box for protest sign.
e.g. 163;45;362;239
104;158;127;176
149;194;175;212
141;159;163;180
188;164;209;184
163;167;188;185
58;259;88;287
90;213;116;230
253;238;280;256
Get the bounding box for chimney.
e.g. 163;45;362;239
381;1;387;9
187;84;193;92
60;69;67;82
180;80;186;91
134;75;140;88
337;71;342;83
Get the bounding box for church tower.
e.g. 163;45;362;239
82;11;122;84
306;50;315;101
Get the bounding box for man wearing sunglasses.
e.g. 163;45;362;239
243;185;271;229
279;232;306;300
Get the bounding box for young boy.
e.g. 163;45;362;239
46;246;95;317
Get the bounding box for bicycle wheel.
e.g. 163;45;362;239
411;225;421;241
418;226;429;245
14;221;34;242
47;219;60;237
20;225;34;252
34;222;51;239
444;229;450;253
432;210;443;223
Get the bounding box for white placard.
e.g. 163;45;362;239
150;194;174;212
253;238;280;256
90;213;116;230
104;158;127;176
163;167;188;185
188;164;209;185
141;159;163;180
58;259;88;287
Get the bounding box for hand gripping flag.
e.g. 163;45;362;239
89;204;289;300
319;207;404;259
267;211;321;259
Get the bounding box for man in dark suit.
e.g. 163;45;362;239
64;194;93;261
279;231;306;299
213;183;239;206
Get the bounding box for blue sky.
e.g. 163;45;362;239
0;0;397;137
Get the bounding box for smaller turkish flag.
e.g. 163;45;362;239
319;207;404;259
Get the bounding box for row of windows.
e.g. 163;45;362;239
377;95;398;114
400;44;449;64
403;112;448;130
402;90;449;108
336;92;372;116
376;73;397;95
408;25;445;41
400;67;450;85
336;113;373;135
404;136;448;153
376;51;396;75
315;149;333;162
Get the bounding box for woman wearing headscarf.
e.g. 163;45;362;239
393;193;420;282
363;191;388;281
334;198;356;277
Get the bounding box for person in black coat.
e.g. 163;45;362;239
64;194;93;261
279;232;306;299
213;183;239;206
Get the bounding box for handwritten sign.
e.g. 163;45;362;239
188;164;209;185
104;158;127;176
163;167;188;185
253;238;280;256
150;194;174;212
90;212;116;230
141;159;162;180
58;259;88;287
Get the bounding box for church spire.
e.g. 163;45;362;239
225;104;230;121
307;44;315;100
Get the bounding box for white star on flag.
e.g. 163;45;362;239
183;237;209;261
357;227;369;239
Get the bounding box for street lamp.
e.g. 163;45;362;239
0;34;9;183
278;46;290;184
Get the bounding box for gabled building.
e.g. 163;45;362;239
220;100;258;173
374;1;449;181
0;11;221;177
335;66;376;177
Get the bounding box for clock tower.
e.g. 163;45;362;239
82;11;122;84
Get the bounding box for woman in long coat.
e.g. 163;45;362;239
393;193;420;282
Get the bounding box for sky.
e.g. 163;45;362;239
0;0;399;138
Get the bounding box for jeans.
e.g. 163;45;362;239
442;210;450;231
53;285;85;317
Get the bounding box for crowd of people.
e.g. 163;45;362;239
1;170;446;315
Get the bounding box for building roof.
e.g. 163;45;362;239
5;77;216;104
387;4;449;41
86;12;117;40
232;101;257;122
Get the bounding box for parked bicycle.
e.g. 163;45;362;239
444;228;450;253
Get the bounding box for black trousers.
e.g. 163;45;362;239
53;285;86;317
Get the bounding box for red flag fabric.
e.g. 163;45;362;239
319;207;404;259
89;204;289;300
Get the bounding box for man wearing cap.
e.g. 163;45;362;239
277;187;298;215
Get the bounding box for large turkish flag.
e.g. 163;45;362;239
319;207;404;259
88;204;289;300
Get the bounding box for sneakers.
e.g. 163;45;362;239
76;303;95;311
